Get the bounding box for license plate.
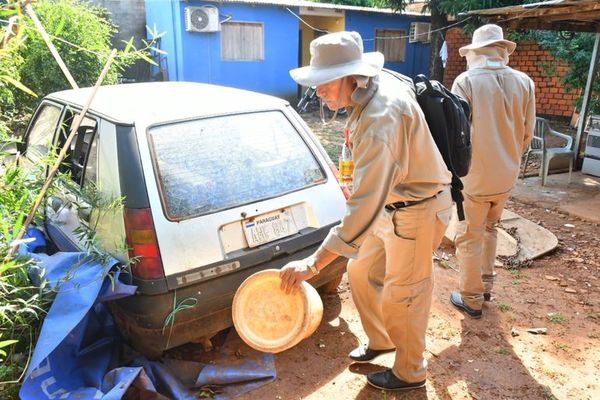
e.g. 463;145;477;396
242;209;298;248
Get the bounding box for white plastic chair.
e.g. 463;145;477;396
521;117;573;186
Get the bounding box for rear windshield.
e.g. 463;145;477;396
148;111;326;220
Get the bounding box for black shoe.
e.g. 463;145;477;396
348;344;395;363
484;292;491;301
367;369;426;391
450;291;482;318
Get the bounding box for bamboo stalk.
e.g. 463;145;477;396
4;49;117;264
25;3;79;89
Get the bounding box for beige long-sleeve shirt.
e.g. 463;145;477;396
321;72;452;259
452;47;535;197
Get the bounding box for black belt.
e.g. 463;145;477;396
384;190;443;212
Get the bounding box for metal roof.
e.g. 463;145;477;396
46;82;287;126
203;0;427;16
465;0;600;33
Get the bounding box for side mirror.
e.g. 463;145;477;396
48;196;64;212
77;207;92;223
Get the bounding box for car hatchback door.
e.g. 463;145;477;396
141;108;346;286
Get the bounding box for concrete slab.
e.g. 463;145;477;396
444;209;558;265
512;171;600;224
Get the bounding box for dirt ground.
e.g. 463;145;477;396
234;112;599;399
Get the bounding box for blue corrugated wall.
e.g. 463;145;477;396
145;0;431;100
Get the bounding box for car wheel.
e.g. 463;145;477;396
317;273;344;294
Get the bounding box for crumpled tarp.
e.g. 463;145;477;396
17;228;276;399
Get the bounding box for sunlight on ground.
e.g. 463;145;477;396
583;177;600;186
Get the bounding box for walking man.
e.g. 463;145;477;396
450;24;535;318
279;31;452;391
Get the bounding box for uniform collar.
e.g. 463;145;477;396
344;75;379;139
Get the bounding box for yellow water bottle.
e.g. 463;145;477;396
338;129;354;187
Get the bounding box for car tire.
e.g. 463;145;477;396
317;273;344;294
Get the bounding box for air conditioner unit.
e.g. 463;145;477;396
185;6;220;33
409;22;431;43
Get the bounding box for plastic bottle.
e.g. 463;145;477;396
338;129;354;187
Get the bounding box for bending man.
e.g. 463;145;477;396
280;31;452;391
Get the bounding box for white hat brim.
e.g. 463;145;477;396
459;39;516;56
290;52;384;87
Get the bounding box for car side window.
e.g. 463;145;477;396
25;104;62;163
56;110;98;186
82;131;98;186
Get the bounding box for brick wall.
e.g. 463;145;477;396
443;28;580;118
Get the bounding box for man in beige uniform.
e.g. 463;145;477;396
450;24;535;318
279;31;452;391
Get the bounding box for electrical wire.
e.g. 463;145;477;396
286;6;472;40
286;1;551;41
0;1;553;57
285;7;329;34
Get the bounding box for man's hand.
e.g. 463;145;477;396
279;259;314;294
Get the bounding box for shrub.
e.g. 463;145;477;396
14;0;120;111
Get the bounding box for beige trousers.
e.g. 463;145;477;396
455;192;510;310
347;189;452;383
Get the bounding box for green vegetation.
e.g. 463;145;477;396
0;0;160;394
552;341;570;352
0;124;53;395
5;0;161;118
547;312;568;324
495;347;510;355
498;303;512;312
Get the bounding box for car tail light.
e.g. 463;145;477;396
328;162;351;200
123;208;165;279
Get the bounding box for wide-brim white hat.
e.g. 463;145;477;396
459;24;516;57
290;31;384;87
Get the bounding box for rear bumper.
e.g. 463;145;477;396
109;247;347;355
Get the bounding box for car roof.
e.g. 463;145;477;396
46;81;289;125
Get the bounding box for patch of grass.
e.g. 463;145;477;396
512;279;521;285
509;268;521;278
495;347;510;355
552;341;570;352
541;368;566;384
498;303;512;312
547;312;568;324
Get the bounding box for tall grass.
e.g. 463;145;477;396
0;126;53;397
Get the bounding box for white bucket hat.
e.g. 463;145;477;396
459;24;516;57
289;31;384;87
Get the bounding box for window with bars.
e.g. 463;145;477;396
221;22;264;61
375;29;407;63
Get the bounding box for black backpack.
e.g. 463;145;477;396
384;69;472;221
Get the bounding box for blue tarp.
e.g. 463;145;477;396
18;228;276;399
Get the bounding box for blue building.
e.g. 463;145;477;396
145;0;432;101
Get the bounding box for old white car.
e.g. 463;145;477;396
21;82;348;357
